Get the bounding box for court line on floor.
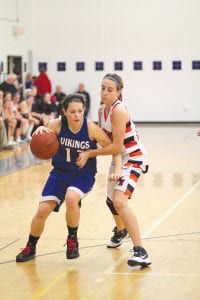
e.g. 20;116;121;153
104;178;200;274
0;239;20;251
1;232;199;265
0;243;107;265
108;272;200;277
142;178;200;239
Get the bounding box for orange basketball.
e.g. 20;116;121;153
30;131;59;160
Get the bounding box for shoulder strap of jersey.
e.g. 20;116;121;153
110;99;122;116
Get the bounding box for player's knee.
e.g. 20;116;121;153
113;198;126;212
66;197;79;211
35;207;49;220
106;197;118;215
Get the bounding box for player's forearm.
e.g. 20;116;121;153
87;143;121;158
113;154;122;175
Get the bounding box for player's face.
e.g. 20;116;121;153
64;101;85;126
101;79;121;106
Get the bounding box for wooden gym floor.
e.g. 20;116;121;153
0;124;199;300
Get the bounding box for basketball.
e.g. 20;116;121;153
30;131;59;160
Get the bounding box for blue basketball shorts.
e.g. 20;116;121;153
41;168;96;212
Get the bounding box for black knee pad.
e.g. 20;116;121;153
106;197;118;215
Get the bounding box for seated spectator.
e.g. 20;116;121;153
53;85;66;116
0;114;9;149
76;83;90;116
3;92;12;103
19;94;40;141
31;86;44;115
41;93;57;125
0;73;18;96
12;92;28;144
2;92;27;145
0;91;13;150
3;95;17;146
29;86;45;133
14;72;23;97
25;73;33;89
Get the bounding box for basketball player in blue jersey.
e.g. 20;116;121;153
77;74;151;267
16;93;117;262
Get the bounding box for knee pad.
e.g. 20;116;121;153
106;197;118;215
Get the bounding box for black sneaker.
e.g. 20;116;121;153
107;226;129;248
16;245;36;262
66;236;79;259
127;246;151;267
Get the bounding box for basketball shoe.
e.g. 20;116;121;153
16;244;36;262
107;226;129;248
66;236;79;259
127;246;151;267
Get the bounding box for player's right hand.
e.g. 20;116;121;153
33;126;54;135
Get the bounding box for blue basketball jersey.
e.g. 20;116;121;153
52;117;97;175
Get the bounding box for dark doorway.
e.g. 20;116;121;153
7;55;22;73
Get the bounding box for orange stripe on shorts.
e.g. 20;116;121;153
130;173;139;182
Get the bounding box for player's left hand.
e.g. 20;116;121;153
108;174;120;181
76;151;90;168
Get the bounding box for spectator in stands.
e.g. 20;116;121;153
0;73;18;96
41;93;57;125
0;91;13;150
3;94;17;146
33;70;52;96
76;83;90;116
14;72;23;97
3;91;12;103
19;94;40;141
29;86;45;133
25;73;33;89
12;92;28;144
53;85;66;116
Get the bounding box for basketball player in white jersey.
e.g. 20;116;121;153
77;74;151;267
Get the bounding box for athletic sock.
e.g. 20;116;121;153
67;226;78;239
27;234;40;248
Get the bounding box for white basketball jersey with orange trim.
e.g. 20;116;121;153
99;100;148;169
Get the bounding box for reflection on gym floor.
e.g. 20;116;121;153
0;144;45;176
